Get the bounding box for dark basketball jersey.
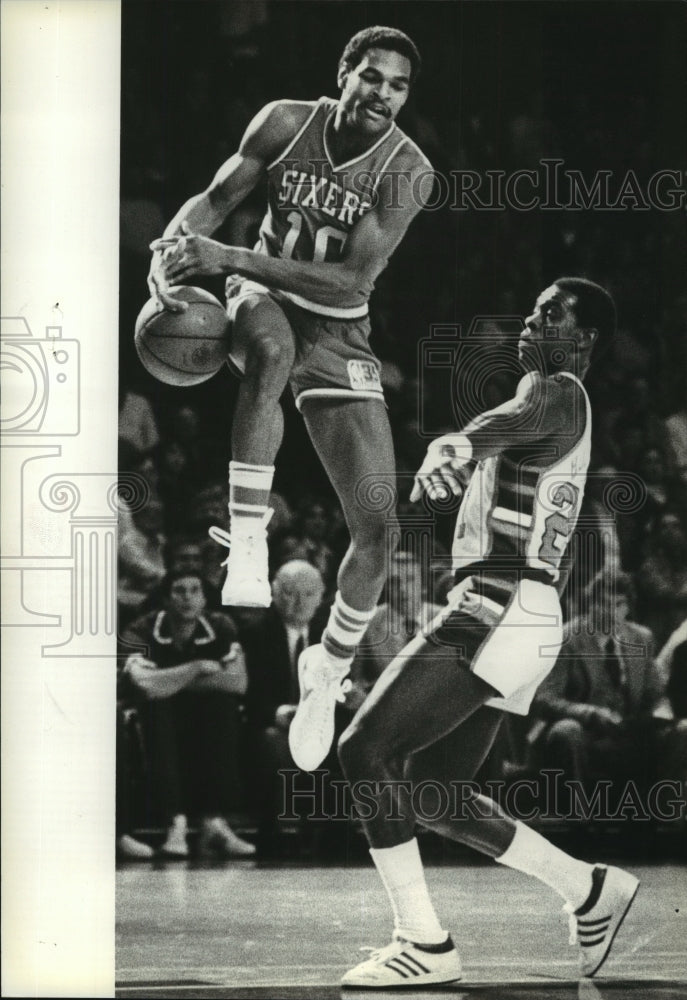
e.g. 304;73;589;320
257;97;431;318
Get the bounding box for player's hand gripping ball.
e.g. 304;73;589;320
134;286;230;386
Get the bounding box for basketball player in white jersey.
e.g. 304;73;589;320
335;279;640;987
148;28;433;770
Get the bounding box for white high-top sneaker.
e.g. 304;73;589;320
288;643;351;771
208;512;272;608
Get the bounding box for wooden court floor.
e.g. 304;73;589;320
116;851;687;1000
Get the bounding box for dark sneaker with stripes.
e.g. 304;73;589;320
341;931;462;988
565;865;640;977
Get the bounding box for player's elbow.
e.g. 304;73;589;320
206;184;235;217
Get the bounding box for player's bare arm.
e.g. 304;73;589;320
411;373;578;502
155;149;434;308
147;100;311;311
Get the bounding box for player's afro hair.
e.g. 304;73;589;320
339;26;421;84
553;277;617;360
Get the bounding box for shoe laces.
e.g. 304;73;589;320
305;660;352;701
208;510;273;566
360;935;408;964
299;672;352;747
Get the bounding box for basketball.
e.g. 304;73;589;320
134;286;230;386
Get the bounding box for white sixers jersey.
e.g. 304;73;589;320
257;96;431;318
452;372;592;584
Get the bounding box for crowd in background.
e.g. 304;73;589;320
116;2;687;859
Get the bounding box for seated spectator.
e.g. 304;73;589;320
271;496;338;594
269;529;317;573
639;447;671;513
120;571;255;859
657;618;687;720
187;481;227;536
636;510;687;646
163;404;221;485
168;404;202;453
663;406;687;488
119;386;160;455
138;535;222;615
155;440;198;535
240;559;331;855
530;573;679;813
127;447;162;502
118;498;167;627
611;376;669;475
293;496;329;546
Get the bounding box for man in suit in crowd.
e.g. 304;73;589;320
530;572;672;812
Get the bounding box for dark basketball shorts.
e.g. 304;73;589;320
425;573;564;715
224;277;385;410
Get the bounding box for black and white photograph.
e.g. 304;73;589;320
2;1;686;997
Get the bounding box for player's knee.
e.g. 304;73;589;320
546;718;585;749
349;510;399;553
247;332;294;373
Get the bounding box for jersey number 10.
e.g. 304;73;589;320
282;210;347;262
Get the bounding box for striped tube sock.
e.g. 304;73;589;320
229;460;274;536
370;839;447;945
321;591;375;669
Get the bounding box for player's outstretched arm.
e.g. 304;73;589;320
411;372;575;502
148;101;306;311
156;149;434;307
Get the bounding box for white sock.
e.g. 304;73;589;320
322;591;375;670
370;839;447;945
229;460;274;535
495;821;594;910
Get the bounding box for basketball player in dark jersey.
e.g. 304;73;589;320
149;27;433;771
335;280;640;987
